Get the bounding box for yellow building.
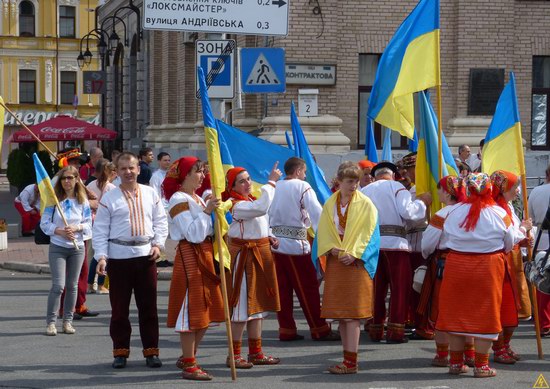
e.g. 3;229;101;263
0;0;102;169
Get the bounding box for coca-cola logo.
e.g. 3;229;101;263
40;127;87;134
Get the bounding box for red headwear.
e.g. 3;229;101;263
490;170;519;220
438;175;466;203
358;160;376;170
161;156;199;201
222;167;254;202
460;173;495;231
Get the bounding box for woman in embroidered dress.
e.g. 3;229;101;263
42;166;92;336
315;161;380;374
435;173;514;378
163;157;224;381
419;176;478;368
490;170;533;364
224;163;282;369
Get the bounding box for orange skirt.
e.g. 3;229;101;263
436;250;507;335
228;237;280;316
166;240;225;330
321;253;373;319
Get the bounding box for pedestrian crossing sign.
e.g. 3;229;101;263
241;48;286;94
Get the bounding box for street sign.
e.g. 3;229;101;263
195;39;236;99
83;71;106;94
241;48;286;94
143;0;289;36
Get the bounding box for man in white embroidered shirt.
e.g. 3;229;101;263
94;152;168;369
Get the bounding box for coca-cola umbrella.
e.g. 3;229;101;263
10;115;117;142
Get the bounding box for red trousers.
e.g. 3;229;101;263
273;252;330;340
14;201;40;234
537;290;550;331
107;256;159;358
60;242;89;313
372;250;411;341
409;251;434;338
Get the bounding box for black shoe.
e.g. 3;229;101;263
73;313;83;320
112;356;127;369
79;309;99;317
279;334;305;341
156;260;173;268
22;232;34;237
146;355;162;368
315;330;341;341
386;338;409;344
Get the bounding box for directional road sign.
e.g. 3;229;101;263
195;40;236;99
143;0;290;36
241;48;286;94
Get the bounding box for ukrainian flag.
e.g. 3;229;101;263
364;118;379;163
368;0;440;139
415;91;458;214
381;128;393;162
33;153;58;215
198;67;231;269
482;72;524;176
290;102;332;204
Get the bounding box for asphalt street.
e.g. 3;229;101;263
0;268;548;389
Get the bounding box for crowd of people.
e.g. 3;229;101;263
12;143;550;381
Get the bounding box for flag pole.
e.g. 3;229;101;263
0;100;57;159
516;130;544;359
210;189;237;380
435;28;443;181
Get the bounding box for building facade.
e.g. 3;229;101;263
0;0;101;169
100;0;550;175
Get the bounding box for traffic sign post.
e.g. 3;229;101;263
195;39;236;100
241;48;286;94
143;0;289;36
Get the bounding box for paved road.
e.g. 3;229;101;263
0;268;548;389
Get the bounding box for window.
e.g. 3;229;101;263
19;1;35;37
19;70;36;103
468;68;505;116
358;54;407;150
532;56;550;149
59;6;76;38
60;71;77;105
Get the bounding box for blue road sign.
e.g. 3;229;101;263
241;48;286;93
200;55;232;87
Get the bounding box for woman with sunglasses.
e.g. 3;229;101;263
41;166;92;336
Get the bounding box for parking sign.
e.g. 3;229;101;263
195;40;235;99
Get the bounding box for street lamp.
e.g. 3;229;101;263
109;30;120;51
83;48;93;65
77;53;85;69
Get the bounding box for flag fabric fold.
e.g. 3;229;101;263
415;91;458;214
367;0;440;139
290;102;332;204
198;67;231;269
285;131;294;151
381;128;393;162
481;72;524;176
408;128;419;152
33;153;58;215
364;118;379;163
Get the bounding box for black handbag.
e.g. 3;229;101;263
34;211;54;245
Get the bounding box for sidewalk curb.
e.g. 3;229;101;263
0;261;173;280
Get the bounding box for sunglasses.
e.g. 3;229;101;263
61;176;76;181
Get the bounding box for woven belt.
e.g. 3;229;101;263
379;225;406;238
272;226;308;240
109;238;152;247
407;226;427;234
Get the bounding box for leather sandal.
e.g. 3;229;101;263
506;346;521;361
431;355;449;367
474;365;497;378
327;363;358;374
448;363;469;375
181;365;213;381
248;352;280;365
227;355;253;369
176;356;209;373
494;351;516;365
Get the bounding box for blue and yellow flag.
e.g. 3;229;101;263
408;129;419;152
285;131;294;151
367;0;440;139
33;153;58;215
381;128;393;162
415;91;458;214
198;67;231;269
312;191;380;278
216;121;294;196
482;72;524;176
290;102;332;204
364;118;379;163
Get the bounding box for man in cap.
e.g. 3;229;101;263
361;161;431;343
401;152;433;340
